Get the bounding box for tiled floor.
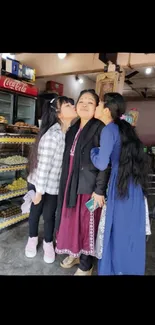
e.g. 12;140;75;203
0;218;97;275
0;217;154;275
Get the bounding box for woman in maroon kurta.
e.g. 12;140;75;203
55;90;110;275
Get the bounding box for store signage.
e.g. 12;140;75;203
0;76;38;96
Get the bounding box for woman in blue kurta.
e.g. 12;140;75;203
91;93;149;275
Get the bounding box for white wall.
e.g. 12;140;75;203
35;75;95;102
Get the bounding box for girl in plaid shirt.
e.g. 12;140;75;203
25;97;77;263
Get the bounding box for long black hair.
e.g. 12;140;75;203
29;96;70;174
76;89;99;106
103;92;149;198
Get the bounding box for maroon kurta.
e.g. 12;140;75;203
56;129;102;258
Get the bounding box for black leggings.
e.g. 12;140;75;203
28;183;57;243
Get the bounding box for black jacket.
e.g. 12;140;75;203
76;121;110;195
55;118;110;230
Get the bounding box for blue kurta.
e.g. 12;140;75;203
91;122;146;275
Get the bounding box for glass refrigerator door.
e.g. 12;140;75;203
0;90;13;124
17;95;36;125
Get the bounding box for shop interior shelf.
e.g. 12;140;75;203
0;164;27;173
0;135;35;144
0;98;11;104
0;129;34;231
0;212;29;230
0;188;27;201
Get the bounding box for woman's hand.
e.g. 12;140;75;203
91;192;105;208
33;192;42;205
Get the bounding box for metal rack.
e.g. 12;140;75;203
0;134;35;144
0;213;29;230
0;134;35;231
0;188;27;201
0;164;27;173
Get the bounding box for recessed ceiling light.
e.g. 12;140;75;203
57;53;66;59
145;67;152;75
79;78;83;84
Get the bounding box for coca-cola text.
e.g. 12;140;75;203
0;76;38;96
3;78;27;93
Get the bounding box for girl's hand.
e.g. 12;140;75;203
91;192;105;208
33;192;42;205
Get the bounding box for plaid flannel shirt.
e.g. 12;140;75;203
28;123;65;195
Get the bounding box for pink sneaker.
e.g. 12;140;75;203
43;240;55;264
25;237;38;258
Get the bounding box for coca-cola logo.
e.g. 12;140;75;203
3;78;27;93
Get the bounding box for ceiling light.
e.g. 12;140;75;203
2;53;15;60
145;67;152;75
75;75;84;83
57;53;67;59
79;78;83;84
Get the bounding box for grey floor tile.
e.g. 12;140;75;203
0;217;154;275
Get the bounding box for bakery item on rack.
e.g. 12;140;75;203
6;177;27;191
0;116;8;124
0;186;9;194
14;122;25;126
0;155;28;165
0;205;22;218
14;122;30;127
14;121;31;127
